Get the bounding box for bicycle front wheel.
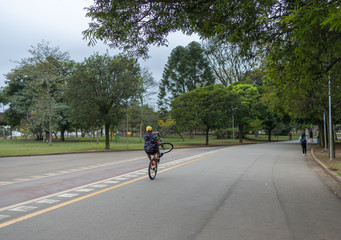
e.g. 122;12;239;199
160;142;173;154
148;159;158;180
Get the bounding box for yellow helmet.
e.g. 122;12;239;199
146;126;152;132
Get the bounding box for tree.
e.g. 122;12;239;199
0;90;7;105
203;38;258;86
228;83;261;143
159;41;215;106
171;85;235;145
66;53;141;149
264;2;341;155
157;117;177;140
83;1;339;56
137;67;156;141
4;41;74;142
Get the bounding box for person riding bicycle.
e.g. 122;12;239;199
143;126;161;161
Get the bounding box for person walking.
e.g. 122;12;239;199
309;130;313;143
299;133;308;156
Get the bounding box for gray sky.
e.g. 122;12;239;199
0;0;199;92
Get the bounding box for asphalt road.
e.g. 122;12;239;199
0;142;340;240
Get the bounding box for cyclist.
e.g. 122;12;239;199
143;126;161;162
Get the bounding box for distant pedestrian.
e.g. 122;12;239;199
299;133;308;156
288;132;292;140
309;130;313;143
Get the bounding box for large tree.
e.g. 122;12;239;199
171;84;236;145
203;37;258;86
4;41;74;142
66;53;142;149
83;1;339;57
159;41;215;110
228;83;261;143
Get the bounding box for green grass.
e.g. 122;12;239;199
0;134;290;156
313;145;341;177
245;133;301;141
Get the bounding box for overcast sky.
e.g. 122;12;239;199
0;0;199;92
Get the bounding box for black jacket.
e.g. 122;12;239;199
143;133;158;153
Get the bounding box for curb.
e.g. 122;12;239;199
310;146;341;185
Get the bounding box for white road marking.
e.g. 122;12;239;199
57;193;79;198
114;177;128;180
9;206;38;212
124;174;138;178
36;199;60;204
76;188;94;192
0;182;12;186
103;181;120;184
91;184;108;188
13;179;29;182
0;215;10;220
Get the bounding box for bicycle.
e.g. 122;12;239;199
148;142;173;180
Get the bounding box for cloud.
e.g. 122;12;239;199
0;0;200;94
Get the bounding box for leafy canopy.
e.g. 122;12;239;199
66;53;142;149
159;41;215;106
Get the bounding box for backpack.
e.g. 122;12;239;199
301;137;307;144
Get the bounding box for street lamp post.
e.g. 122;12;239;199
323;112;327;151
232;107;236;143
328;75;333;161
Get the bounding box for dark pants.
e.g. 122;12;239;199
301;143;307;154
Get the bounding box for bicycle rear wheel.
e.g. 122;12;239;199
160;143;173;154
148;158;158;180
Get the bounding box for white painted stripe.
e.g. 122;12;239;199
91;184;108;188
13;179;29;182
0;215;10;220
0;182;12;185
36;199;60;204
76;188;94;192
114;177;128;180
45;173;56;176
57;193;79;198
10;206;38;212
103;181;120;184
124;174;138;178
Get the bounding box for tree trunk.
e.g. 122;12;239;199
205;127;209;145
238;125;243;143
178;132;184;142
268;130;272;141
60;127;66;141
190;129;194;139
105;123;110;149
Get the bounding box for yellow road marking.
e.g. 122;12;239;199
0;147;232;229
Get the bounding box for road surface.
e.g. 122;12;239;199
0;141;340;239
